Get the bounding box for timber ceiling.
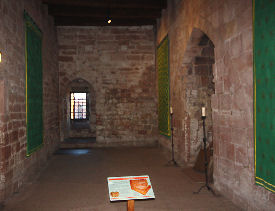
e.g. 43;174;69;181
42;0;167;26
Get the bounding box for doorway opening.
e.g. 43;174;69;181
61;78;96;148
181;28;215;183
61;78;96;149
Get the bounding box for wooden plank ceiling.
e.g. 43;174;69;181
42;0;167;26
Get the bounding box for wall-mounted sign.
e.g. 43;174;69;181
107;175;155;201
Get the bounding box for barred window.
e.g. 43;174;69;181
70;93;87;120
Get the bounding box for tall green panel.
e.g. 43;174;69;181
24;11;43;156
157;36;171;137
254;0;275;192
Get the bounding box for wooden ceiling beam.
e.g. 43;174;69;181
43;0;167;9
48;6;161;19
54;16;156;26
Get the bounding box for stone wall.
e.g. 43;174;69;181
58;26;158;146
0;0;59;202
157;0;274;210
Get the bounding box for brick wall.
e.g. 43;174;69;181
0;0;59;202
58;26;158;146
157;0;274;210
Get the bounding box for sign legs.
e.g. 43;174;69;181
127;200;135;211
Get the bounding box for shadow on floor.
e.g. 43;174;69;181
182;167;205;183
60;137;96;149
63;137;96;144
0;203;5;211
54;149;92;156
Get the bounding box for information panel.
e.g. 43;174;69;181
107;175;155;201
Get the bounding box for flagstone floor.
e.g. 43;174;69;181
3;147;240;211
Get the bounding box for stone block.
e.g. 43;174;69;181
231;111;248;129
229;34;242;58
211;95;219;109
235;145;248;166
232;88;250;110
194;56;215;65
241;27;252;52
222;20;237;40
202;47;214;56
0;81;5;114
219;94;232;111
231;128;247;146
58;56;74;62
0;145;11;161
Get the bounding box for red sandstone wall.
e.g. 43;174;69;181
0;0;59;201
58;26;158;146
157;0;274;210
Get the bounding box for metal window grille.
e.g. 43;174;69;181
70;93;87;120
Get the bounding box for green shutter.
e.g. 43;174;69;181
24;11;43;156
157;36;171;137
253;0;275;193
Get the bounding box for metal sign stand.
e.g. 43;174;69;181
127;200;135;211
193;115;215;195
167;107;179;166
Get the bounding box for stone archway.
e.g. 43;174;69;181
176;29;215;177
62;78;96;140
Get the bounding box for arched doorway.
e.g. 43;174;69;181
63;78;96;140
179;28;215;181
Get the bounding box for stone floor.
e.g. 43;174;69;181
3;147;241;211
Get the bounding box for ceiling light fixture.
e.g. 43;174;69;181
107;7;112;24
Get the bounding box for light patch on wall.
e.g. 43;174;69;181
0;51;2;63
70;92;87;119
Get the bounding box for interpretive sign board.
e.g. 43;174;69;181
107;175;155;201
